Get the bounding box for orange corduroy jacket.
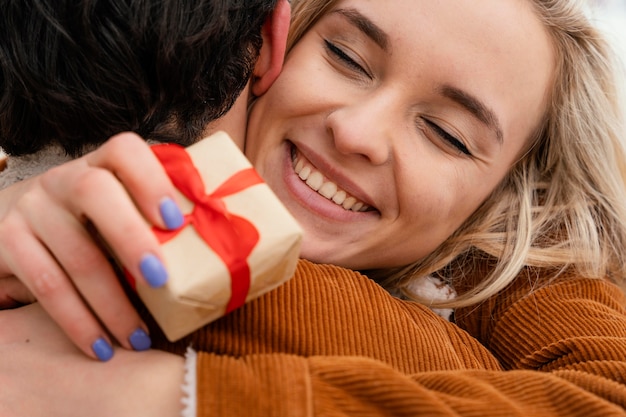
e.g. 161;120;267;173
140;259;626;416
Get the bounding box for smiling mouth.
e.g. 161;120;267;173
291;147;372;212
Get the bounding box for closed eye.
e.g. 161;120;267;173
423;119;471;156
324;39;372;79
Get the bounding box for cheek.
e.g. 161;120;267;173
401;166;486;237
429;168;507;241
403;162;464;211
245;81;294;162
265;46;348;119
246;62;332;163
261;53;326;111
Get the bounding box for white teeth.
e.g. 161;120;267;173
342;197;357;210
306;172;324;191
332;190;347;205
291;150;371;212
298;166;311;181
295;159;304;174
351;202;364;212
318;182;337;199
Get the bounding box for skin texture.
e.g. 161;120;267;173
5;1;623;415
0;303;184;417
0;0;291;360
0;0;555;364
245;0;555;270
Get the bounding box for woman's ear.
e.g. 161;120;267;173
251;0;290;96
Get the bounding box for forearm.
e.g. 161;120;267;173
65;349;186;417
0;303;186;417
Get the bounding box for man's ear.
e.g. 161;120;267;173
251;0;290;96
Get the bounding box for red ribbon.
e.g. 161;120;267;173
148;143;262;314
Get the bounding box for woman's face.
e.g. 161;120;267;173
246;0;554;270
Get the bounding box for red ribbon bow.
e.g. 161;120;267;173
149;143;263;314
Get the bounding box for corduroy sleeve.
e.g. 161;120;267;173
189;267;626;416
455;274;626;371
193;353;626;416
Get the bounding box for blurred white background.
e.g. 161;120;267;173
588;0;626;75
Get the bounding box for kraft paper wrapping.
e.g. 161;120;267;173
135;132;302;341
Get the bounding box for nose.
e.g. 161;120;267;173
326;94;395;166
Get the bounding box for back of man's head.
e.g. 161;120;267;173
0;0;278;156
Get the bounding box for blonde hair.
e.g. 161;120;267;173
289;0;626;307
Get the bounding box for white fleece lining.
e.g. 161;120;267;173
181;347;197;417
0;144;74;189
0;140;160;189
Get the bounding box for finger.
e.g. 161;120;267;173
25;194;152;354
86;132;184;231
0;209;114;361
40;154;171;289
0;276;36;309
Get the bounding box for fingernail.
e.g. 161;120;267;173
140;254;168;288
92;338;114;362
129;328;152;351
159;197;184;230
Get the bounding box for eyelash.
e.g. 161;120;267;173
423;119;472;156
324;40;470;157
324;40;372;79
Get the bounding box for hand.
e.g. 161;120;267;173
0;133;184;360
0;276;36;308
0;303;185;417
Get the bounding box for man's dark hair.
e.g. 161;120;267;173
0;0;278;156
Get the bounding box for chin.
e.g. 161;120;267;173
299;242;359;270
299;242;338;266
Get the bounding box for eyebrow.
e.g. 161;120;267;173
332;8;503;145
439;85;504;144
333;8;389;52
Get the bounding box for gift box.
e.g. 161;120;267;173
130;132;302;341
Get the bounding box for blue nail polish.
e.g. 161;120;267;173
160;198;184;230
92;338;114;362
129;328;152;351
140;254;168;288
